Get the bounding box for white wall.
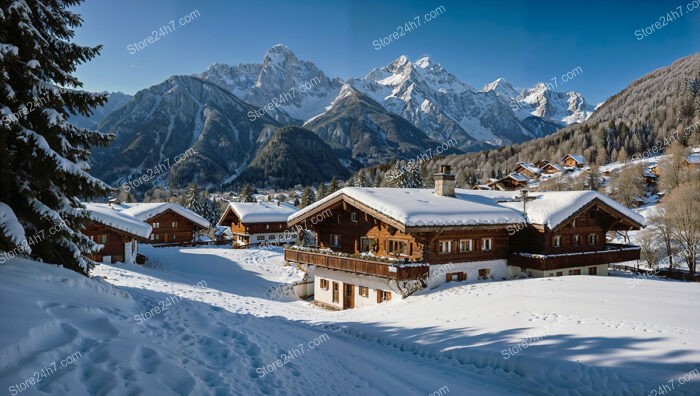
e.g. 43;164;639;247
528;264;608;278
313;267;401;310
427;259;509;289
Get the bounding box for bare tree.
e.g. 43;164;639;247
659;142;688;193
610;164;644;208
663;179;700;276
637;229;661;269
648;207;678;270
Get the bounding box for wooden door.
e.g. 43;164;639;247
343;283;354;309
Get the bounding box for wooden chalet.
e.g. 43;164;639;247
285;165;643;310
218;201;299;247
513;162;541;179
83;203;152;264
648;164;661;177
562;154;587;168
487;172;529;191
540;161;563;175
115;202;210;244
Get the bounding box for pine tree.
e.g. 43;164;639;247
0;0;112;275
317;183;326;200
200;194;221;227
328;177;338;194
184;184;203;214
386;164;423;188
300;186;315;207
239;185;254;202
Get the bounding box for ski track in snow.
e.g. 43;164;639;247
0;246;698;395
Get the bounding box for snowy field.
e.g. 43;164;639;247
0;245;698;395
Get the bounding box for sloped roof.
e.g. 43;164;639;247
289;188;526;228
562;154;587;164
83;203;153;238
290;188;644;231
514;162;541;175
118;203;210;228
220;201;298;224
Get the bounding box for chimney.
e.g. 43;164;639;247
434;164;455;197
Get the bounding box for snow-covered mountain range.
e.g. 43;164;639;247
88;45;596;189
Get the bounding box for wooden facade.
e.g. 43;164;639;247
309;199;512;267
513;163;540;179
83;222;144;264
562;154;587;168
145;209;205;244
218;203;296;246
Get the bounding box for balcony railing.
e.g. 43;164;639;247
509;243;641;271
284;248;429;281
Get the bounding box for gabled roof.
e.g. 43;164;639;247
83;203;153;239
494;190;645;230
514;162;541;175
540;162;563;172
289;188;526;230
219;201;298;225
289;188;644;233
502;172;528;182
562;154;587;164
117;203;210;229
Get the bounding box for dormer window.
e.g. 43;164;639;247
351;212;358;222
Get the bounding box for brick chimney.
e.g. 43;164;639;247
434;164;455;197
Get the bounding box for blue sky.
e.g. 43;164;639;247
73;0;700;103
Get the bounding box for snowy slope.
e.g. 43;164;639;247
2;246;698;395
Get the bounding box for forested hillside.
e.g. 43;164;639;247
355;53;700;186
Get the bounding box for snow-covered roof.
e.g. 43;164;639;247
494;190;645;230
562;154;587;164
222;201;298;224
687;153;700;164
83;203;152;239
541;162;563;172
514;162;541;175
290;188;644;231
503;172;528;182
117;203;210;228
289;188;526;228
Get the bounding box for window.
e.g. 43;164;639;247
320;279;329;290
171;221;178;228
388;239;408;255
330;234;341;247
439;240;452;254
478;268;491;280
556;271;563;277
573;235;580;246
155;234;160;241
377;290;391;303
332;282;339;303
552;235;561;248
569;269;582;275
337;215;341;224
256;235;265;241
152;222;160;229
571;220;576;228
446;272;466;282
459;239;473;253
588;233;597;246
171;234;176;241
266;224;270;230
149;235;154;241
481;238;493;251
588;266;598;275
351;212;358;222
100;234;107;244
359;286;369;297
360;237;377;252
269;234;276;240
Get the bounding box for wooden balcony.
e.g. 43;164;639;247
509;243;641;271
284;248;429;281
